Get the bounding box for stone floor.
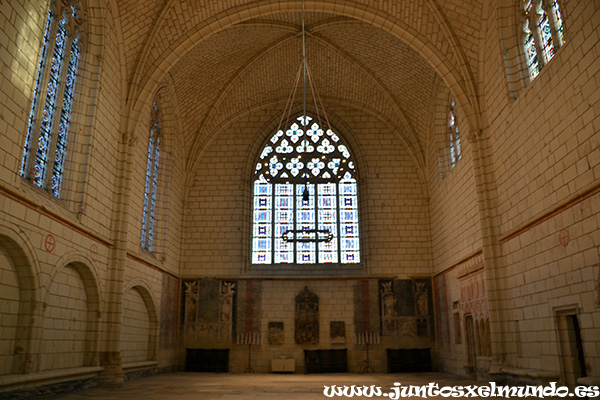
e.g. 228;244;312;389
46;372;495;400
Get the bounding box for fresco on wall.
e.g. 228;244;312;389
353;279;380;336
295;286;319;344
434;273;451;348
235;280;262;338
268;322;284;345
379;279;433;338
159;274;179;349
181;278;237;346
459;269;491;356
414;279;433;337
330;321;346;344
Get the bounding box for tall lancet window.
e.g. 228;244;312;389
141;102;161;252
20;2;83;198
448;97;462;169
252;115;360;265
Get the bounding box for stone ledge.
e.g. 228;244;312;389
0;366;104;392
489;366;561;385
122;361;159;372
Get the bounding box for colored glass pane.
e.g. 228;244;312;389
274;184;294;263
33;17;67;188
251;115;359;265
52;38;80;197
455;126;462;160
552;0;564;45
318;183;338;263
296;184;316;264
141;129;154;247
538;7;554;63
524;21;539;80
22;10;53;177
141;101;161;251
147;136;160;251
252;176;272;264
339;172;360;263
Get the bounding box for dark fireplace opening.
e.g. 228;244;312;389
387;348;432;373
304;349;348;373
185;348;229;372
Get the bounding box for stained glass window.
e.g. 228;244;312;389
521;0;565;82
251;115;360;265
551;0;564;45
523;20;540;81
537;6;554;63
141;102;161;252
20;3;83;198
447;97;462;170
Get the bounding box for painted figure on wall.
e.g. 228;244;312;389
268;322;284;345
295;286;319;344
184;281;198;322
330;321;346;344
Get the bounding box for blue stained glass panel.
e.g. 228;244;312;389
296;184;315;264
274;184;293;263
22;10;53;177
148;137;160;251
339;175;360;263
318;183;338;263
538;8;554;63
552;1;564;45
524;23;539;80
252;177;272;264
141;130;155;247
52;39;80;197
34;18;67;188
251;115;360;266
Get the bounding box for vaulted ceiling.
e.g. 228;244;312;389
114;0;482;173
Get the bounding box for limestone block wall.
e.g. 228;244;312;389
0;247;20;376
427;82;482;274
40;265;90;371
479;0;600;381
499;194;599;379
0;0;182;392
182;106;432;277
120;288;151;364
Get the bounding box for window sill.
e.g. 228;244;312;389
244;263;366;278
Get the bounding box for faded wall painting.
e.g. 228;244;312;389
295;286;319;344
379;279;433;338
353;279;380;336
330;321;346;344
181;278;237;347
235;280;262;338
268;322;284;345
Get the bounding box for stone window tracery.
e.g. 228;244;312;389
252;115;360;265
141;102;161;252
447;97;462;170
20;1;83;198
521;0;565;82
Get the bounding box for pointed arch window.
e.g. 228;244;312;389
251;116;360;265
141;102;161;252
20;2;83;198
448;97;462;169
521;0;565;82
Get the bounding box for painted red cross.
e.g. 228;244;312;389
44;234;55;253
